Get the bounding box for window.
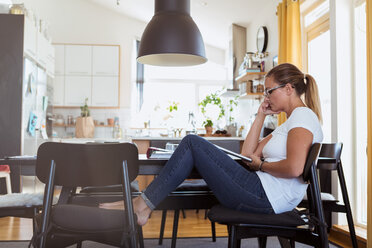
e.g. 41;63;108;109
354;1;367;226
132;57;229;129
304;0;332;142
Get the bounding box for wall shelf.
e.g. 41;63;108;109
236;71;266;83
53;124;114;128
239;92;264;100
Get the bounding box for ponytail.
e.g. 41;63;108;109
304;74;322;123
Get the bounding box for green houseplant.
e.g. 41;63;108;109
224;95;239;136
199;91;225;135
203;119;213;135
80;98;90;117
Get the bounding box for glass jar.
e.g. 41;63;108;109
10;4;25;15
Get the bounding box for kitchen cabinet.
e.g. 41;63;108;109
64;76;91;106
92;46;119;76
53;44;120;108
54;45;65;75
53;76;64;106
65;45;92;75
23;17;37;60
91;76;119;107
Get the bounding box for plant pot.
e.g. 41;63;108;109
205;126;213;136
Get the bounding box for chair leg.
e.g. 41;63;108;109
237;238;241;248
138;225;144;248
204;209;208;219
158;210;167;245
229;225;238;248
76;241;82;248
258;237;267;248
278;237;292;248
211;221;216;242
171;210;180;248
181;209;186;219
338;163;358;248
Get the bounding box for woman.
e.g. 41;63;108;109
101;63;323;226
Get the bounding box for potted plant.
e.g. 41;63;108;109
199;91;225;135
75;98;95;138
203;119;213;135
225;96;239;136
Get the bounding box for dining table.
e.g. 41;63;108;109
0;154;335;194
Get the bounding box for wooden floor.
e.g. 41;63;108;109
0;210;228;241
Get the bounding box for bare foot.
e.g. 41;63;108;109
99;197;152;226
99;201;124;210
133;196;152;226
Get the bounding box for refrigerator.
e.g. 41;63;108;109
21;58;51;155
0;14;53;158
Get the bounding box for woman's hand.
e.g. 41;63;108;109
245;154;262;171
258;99;281;116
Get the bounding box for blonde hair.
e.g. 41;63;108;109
266;63;322;122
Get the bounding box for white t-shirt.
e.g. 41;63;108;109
257;107;323;214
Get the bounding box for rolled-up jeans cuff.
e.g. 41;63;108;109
140;192;156;210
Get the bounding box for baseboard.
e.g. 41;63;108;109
328;225;366;248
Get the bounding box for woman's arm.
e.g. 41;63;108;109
241;112;266;157
241;100;280;157
249;127;313;178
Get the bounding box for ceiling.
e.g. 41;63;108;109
86;0;275;50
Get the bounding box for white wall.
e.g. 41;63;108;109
237;0;279;133
22;0;147;109
246;0;279;73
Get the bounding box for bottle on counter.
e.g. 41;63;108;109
112;117;122;139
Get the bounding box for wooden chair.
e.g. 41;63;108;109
0;164;42;233
299;143;358;247
208;143;329;248
30;142;140;248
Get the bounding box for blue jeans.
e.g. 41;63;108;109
142;135;274;214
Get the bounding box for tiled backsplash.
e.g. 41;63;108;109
52;107;131;139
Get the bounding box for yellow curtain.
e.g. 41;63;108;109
276;0;302;125
366;1;372;246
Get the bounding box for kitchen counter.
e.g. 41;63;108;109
131;136;245;141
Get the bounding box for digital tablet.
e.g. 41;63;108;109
214;145;252;163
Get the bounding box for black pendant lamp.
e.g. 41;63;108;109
137;0;207;66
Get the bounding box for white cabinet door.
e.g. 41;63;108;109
23;18;37;59
92;46;119;76
65;45;92;75
64;76;92;106
53;76;65;106
54;45;64;75
91;77;119;107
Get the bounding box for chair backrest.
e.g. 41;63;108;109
36;142;139;187
302;143;322;182
318;143;343;170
